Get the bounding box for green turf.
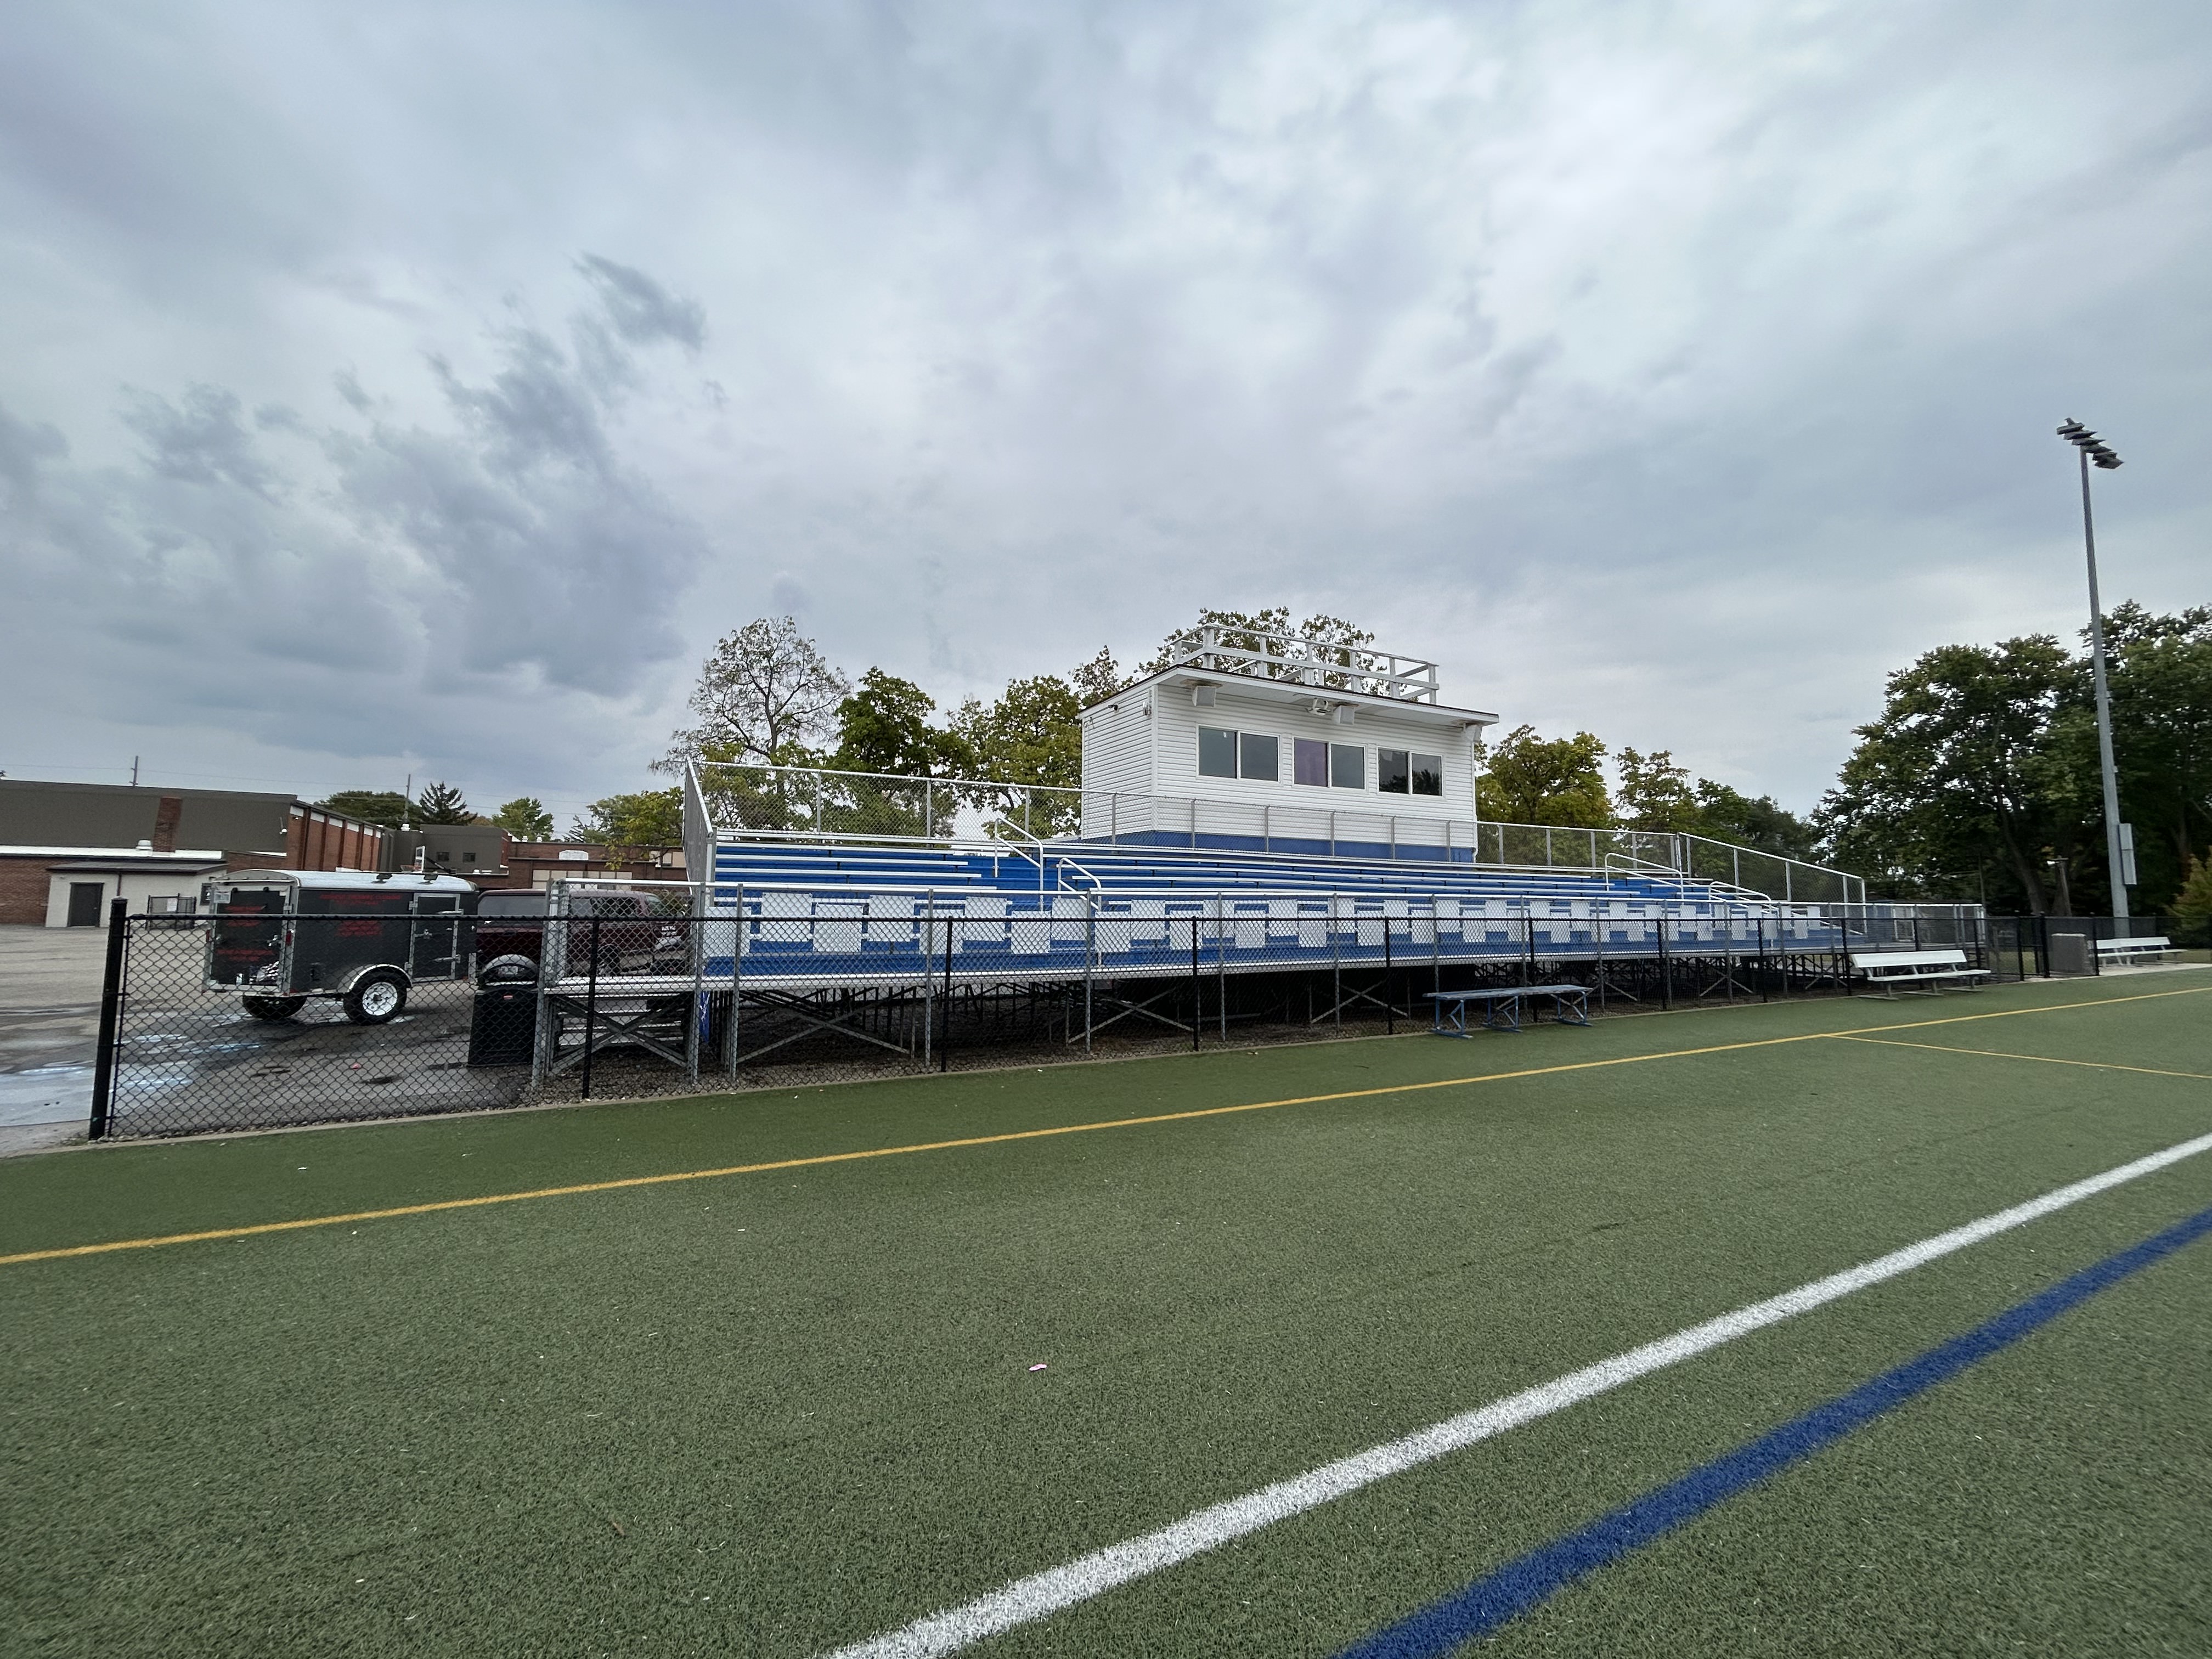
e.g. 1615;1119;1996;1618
3;975;2209;1656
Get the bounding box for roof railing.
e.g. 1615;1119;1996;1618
1164;626;1442;703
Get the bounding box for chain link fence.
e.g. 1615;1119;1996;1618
80;892;2179;1142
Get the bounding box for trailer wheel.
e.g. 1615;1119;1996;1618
344;971;408;1025
242;996;307;1022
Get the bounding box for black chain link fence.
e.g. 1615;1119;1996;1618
81;896;2190;1142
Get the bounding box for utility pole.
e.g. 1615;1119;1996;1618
2055;420;2130;921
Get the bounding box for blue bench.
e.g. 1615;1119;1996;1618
1428;984;1592;1036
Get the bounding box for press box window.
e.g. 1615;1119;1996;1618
1198;726;1238;778
1200;726;1279;781
1330;743;1364;789
1379;749;1445;796
1294;737;1328;787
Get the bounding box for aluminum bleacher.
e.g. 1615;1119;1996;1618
687;834;1854;989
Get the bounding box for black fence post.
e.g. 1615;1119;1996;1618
1190;916;1201;1051
1383;923;1395;1034
87;897;129;1141
939;917;952;1073
580;912;602;1099
1658;918;1672;1011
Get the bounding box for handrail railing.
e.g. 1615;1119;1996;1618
688;759;1862;908
1164;626;1441;703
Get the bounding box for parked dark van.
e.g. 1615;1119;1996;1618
472;887;687;980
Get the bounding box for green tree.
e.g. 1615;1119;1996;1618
1689;780;1817;860
2174;850;2212;946
661;616;849;771
492;797;555;839
318;789;410;829
1615;749;1701;832
1476;726;1611;827
414;781;473;825
2042;603;2212;911
573;788;684;847
829;669;973;778
1068;646;1126;708
1815;636;2076;911
951;674;1085;834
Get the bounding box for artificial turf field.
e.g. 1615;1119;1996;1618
4;975;2210;1657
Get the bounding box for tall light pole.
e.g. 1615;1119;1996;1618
2055;419;2129;919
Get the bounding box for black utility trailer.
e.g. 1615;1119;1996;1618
203;869;481;1023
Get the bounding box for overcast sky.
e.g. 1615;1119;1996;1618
3;2;2207;826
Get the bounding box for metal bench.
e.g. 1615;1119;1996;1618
1849;949;1990;996
1428;984;1592;1036
2096;936;2177;965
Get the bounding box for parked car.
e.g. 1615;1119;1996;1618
204;869;479;1023
472;888;689;980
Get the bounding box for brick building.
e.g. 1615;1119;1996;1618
0;780;390;926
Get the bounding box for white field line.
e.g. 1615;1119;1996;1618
823;1127;2212;1659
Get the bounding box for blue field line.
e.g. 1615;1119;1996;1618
1337;1199;2212;1659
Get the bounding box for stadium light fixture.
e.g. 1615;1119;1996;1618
2056;418;2130;920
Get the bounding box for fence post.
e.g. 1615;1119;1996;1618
727;884;743;1081
1215;896;1226;1042
87;897;130;1141
1084;895;1095;1056
1657;917;1672;1009
1332;892;1342;1029
579;913;601;1100
1384;921;1393;1034
940;916;952;1072
1190;916;1201;1050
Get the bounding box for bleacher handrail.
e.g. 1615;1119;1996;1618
690;759;1861;907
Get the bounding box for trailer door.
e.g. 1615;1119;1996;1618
410;894;465;981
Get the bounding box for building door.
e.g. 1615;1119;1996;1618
66;882;106;927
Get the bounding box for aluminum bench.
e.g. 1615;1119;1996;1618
1849;949;1990;996
2096;936;2177;965
1428;984;1592;1036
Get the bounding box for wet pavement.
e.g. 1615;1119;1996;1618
0;927;107;1153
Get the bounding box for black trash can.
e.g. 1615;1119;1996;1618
468;954;540;1068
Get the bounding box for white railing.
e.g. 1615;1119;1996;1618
1165;625;1441;703
687;760;1865;906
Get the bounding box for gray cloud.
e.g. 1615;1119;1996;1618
0;263;712;780
1;2;2208;817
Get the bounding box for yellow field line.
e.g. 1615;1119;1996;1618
4;984;2205;1269
1833;1033;2212;1082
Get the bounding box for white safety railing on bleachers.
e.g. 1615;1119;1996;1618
688;761;1867;907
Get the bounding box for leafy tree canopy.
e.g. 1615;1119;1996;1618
830;669;973;777
661;616;850;771
1617;748;1815;857
492;797;555;839
318;789;410;830
1476;726;1611;828
573;788;684;847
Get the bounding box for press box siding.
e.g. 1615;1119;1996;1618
1079;695;1154;798
1079;677;1486;847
